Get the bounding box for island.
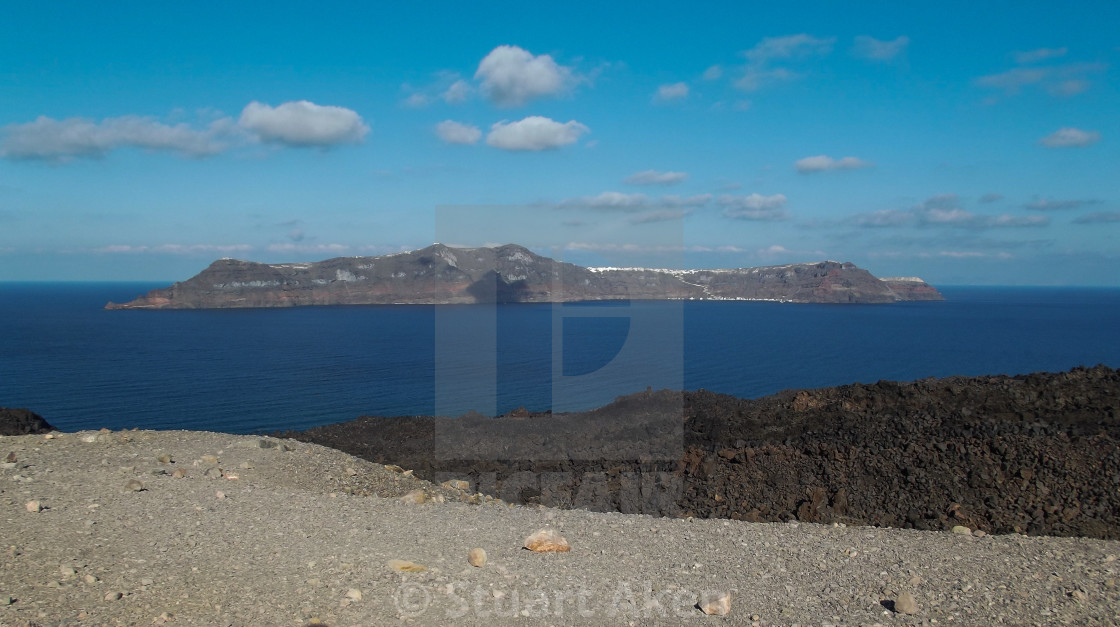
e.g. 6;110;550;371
105;243;943;309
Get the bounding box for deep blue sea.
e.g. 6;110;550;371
2;282;1119;434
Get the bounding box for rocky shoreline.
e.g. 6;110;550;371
279;365;1120;540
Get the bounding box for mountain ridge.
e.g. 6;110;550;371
105;243;943;309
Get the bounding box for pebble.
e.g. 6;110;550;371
25;500;42;513
203;467;223;479
951;526;971;535
442;479;470;491
399;489;426;504
105;591;122;601
894;591;919;614
698;591;731;615
200;455;219;464
345;588;362;601
973;529;987;537
523;529;570;553
59;566;76;577
215;491;226;500
125;479;145;492
157;454;172;464
468;548;487;567
387;559;427;573
172;468;187;479
84;574;98;584
6;451;17;463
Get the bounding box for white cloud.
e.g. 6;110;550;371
719;193;789;221
562;191;649;209
630;209;692;224
239;101;369;147
1039;127;1100;148
743;34;835;63
735;34;835;92
1014;47;1068;64
975;62;1106;97
401;93;430;108
441;80;472;104
702;65;723;80
0;114;234;161
624;170;688;185
434;120;482;145
475;45;573;107
847;209;912;227
794;155;873;173
1074;211;1120;224
654;82;689;102
485;116;589;151
1026;198;1100;211
659;193;712;207
852;35;910;61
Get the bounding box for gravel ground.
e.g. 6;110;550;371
3;429;1119;626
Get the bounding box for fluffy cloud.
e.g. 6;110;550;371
719;193;789;221
475;45;573;107
441;80;472;104
848;195;1051;229
239;101;369;147
624;170;688;186
654;82;689;102
485;116;588;151
0;115;234;161
434;120;481;145
852;35;910;61
1039;127;1100;148
794;155;873;173
1026;198;1100;211
1014;47;1068;64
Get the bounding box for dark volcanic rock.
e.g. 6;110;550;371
0;408;57;436
106;243;942;309
278;365;1120;539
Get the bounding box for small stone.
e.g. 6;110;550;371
44;433;54;439
468;548;487;567
345;467;357;476
973;529;986;537
59;566;76;577
384;464;405;473
399;490;426;504
25;500;42;513
442;479;470;491
200;455;219;465
203;467;223;479
238;462;252;469
222;471;239;480
387;559;427;572
951;525;971;535
698;591;731;616
157;454;172;464
125;479;145;492
99;427;110;433
1070;589;1088;601
171;469;187;479
523;529;570;553
5;451;17;463
84;574;98;584
257;439;278;449
215;491;226;500
894;591;919;614
140;578;154;586
105;591;122;601
345;588;362;601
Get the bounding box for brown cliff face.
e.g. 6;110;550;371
105;243;943;309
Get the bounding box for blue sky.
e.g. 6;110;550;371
1;1;1117;284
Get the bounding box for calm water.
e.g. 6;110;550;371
2;282;1119;434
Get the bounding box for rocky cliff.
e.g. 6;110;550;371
105;243;943;309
